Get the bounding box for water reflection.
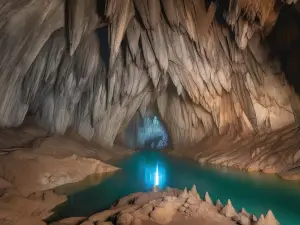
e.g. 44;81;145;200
54;172;115;196
50;151;300;225
143;162;166;189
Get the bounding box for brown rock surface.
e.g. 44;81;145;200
0;190;65;225
172;124;300;180
52;187;279;225
0;151;119;196
0;123;125;225
0;0;298;153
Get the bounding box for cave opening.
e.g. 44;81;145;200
267;4;300;94
118;108;170;151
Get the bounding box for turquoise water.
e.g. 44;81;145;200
49;151;300;224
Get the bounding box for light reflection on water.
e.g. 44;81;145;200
143;162;166;189
49;151;300;225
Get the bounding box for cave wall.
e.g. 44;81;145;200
0;0;299;149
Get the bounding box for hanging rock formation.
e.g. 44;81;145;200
1;0;300;177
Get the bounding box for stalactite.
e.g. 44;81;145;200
0;0;298;149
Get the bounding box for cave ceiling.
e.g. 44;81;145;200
0;0;300;148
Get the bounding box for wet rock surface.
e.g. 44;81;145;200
51;186;280;225
170;124;300;180
0;123;127;225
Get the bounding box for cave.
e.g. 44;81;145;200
119;109;169;150
1;0;300;225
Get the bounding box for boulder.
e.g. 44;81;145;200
117;213;134;225
150;202;177;224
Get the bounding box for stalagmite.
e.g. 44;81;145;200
215;199;223;211
178;188;189;199
221;200;239;220
255;215;266;225
265;210;280;225
239;208;252;225
204;192;213;205
1;1;300;224
190;185;201;200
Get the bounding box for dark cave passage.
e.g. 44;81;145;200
118;110;170;151
267;5;300;93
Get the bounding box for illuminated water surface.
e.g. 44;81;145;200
49;151;300;225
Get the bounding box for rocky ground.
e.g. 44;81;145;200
50;185;279;225
0;122;132;225
170;124;300;181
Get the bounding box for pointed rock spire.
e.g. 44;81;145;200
216;199;223;211
190;184;197;196
252;214;258;222
221;199;239;220
178;187;189;199
255;215;265;225
241;208;250;217
239;208;251;225
190;184;200;199
204;192;213;205
265;210;279;225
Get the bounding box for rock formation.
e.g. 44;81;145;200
0;0;299;150
181;123;300;180
50;185;280;225
1;3;300;221
0;122;125;225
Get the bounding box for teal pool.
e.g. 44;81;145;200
49;151;300;225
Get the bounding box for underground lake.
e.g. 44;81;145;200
48;151;300;225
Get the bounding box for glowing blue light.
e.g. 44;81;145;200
143;161;166;190
155;163;159;186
